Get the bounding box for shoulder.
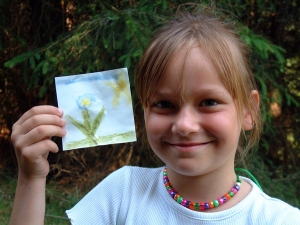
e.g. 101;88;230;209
66;166;164;225
74;165;163;198
104;166;163;186
242;177;300;224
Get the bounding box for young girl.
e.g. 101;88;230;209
10;10;300;225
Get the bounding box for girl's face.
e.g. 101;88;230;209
144;46;252;177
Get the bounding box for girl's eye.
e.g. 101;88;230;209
201;99;218;107
154;101;174;108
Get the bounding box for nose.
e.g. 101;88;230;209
171;106;200;136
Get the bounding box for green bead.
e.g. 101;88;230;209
177;196;183;203
213;200;219;207
163;172;167;176
166;186;172;190
229;191;234;197
194;202;199;210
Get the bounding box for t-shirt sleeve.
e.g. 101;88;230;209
66;166;128;225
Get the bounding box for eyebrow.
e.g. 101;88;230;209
154;86;229;97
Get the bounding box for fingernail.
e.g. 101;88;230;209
61;118;66;124
58;108;64;115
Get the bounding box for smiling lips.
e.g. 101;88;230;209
167;141;212;152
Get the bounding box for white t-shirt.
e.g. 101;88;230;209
66;166;300;224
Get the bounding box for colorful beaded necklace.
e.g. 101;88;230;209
163;167;242;211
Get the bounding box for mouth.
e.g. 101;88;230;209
166;141;212;152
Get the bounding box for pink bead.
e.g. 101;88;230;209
168;188;175;194
231;188;238;194
218;198;224;205
163;176;168;180
181;199;187;206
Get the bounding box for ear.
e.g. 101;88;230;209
242;90;259;131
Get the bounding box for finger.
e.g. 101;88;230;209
14;114;66;136
14;106;63;126
13;125;66;151
21;138;60;161
18;139;59;179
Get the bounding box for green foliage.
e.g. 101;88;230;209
4;1;171;97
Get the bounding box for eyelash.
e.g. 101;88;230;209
152;99;219;109
153;101;174;108
200;99;219;107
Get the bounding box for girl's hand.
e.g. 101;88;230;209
11;105;66;180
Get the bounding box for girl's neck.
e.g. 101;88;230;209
166;166;237;203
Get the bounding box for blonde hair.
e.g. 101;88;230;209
135;10;262;162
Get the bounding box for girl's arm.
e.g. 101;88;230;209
9;106;66;225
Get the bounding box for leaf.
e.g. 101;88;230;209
125;55;131;69
66;115;89;136
273;46;286;65
49;57;59;64
162;0;167;10
240;34;251;46
4;52;33;68
82;110;92;132
42;61;49;75
29;56;36;69
255;75;268;98
35;53;41;60
91;106;106;135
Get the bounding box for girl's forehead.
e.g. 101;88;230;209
154;47;230;98
163;46;220;83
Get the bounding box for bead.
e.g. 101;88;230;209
189;203;195;210
218;198;224;205
193;202;199;210
234;185;240;191
170;191;176;198
174;194;179;201
177;196;183;203
204;202;209;209
213;200;219;207
185;201;191;208
164;182;171;187
209;201;214;208
181;199;187;206
225;193;231;200
222;196;227;203
200;202;205;210
231;188;238;194
228;191;234;197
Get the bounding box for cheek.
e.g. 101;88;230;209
144;113;172;149
145;115;166;137
204;112;241;138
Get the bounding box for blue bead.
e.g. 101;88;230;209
170;191;177;198
204;202;209;209
185;201;191;207
234;185;240;191
163;178;169;184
